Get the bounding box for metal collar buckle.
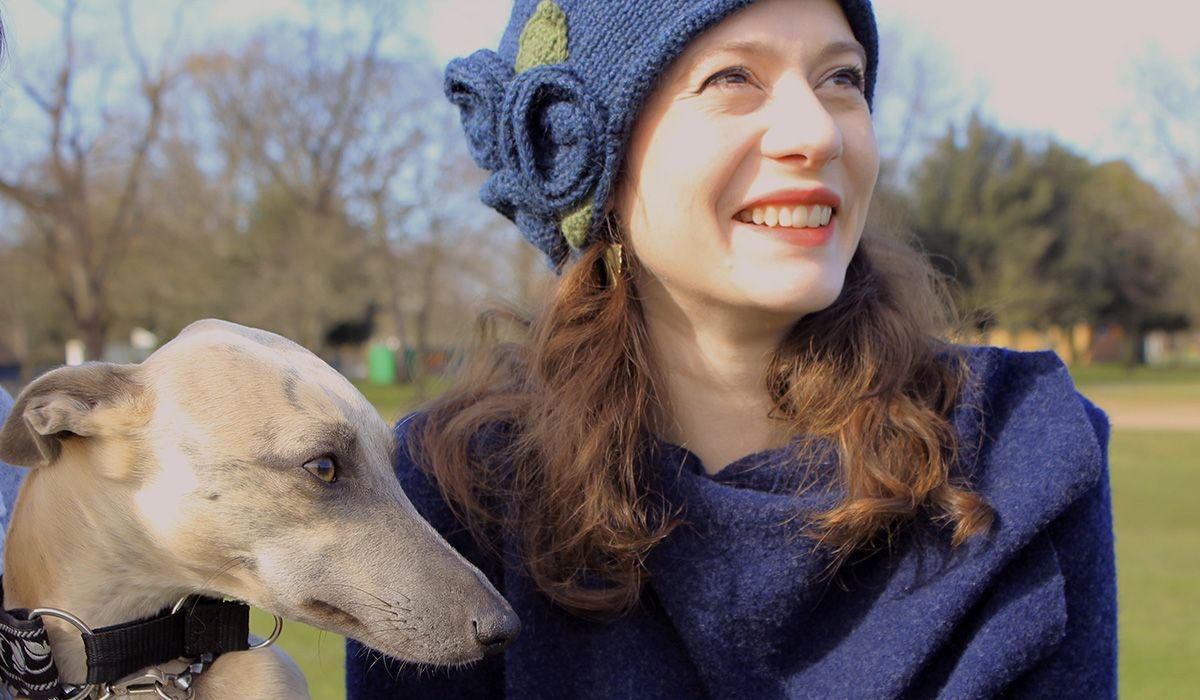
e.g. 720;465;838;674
94;659;208;699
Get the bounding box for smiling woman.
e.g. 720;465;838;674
616;0;881;394
346;1;1118;698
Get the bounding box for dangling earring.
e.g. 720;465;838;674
602;243;624;286
600;214;625;287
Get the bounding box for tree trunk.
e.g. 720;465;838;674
82;315;108;362
413;258;436;401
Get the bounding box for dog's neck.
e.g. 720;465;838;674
4;458;192;685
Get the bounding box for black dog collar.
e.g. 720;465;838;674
0;577;250;699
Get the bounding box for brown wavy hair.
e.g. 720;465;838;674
414;227;993;617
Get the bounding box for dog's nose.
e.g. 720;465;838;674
472;608;522;656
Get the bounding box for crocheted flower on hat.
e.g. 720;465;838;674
445;50;512;172
444;0;607;265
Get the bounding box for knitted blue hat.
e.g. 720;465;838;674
445;0;878;267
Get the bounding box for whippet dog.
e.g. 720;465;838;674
0;319;518;699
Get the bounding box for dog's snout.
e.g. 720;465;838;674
472;608;521;656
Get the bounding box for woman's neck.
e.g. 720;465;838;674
643;301;792;474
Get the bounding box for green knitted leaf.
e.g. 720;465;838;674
560;201;592;250
515;0;569;73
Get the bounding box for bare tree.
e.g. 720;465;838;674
1130;49;1200;224
358;97;510;391
0;0;187;360
192;7;521;375
1127;49;1200;332
189;8;433;349
871;24;968;190
0;0;538;374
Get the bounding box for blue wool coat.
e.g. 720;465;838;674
0;388;27;572
346;348;1117;699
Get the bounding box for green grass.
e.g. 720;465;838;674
1029;364;1200;695
1072;363;1200;405
1071;362;1200;387
1109;430;1200;698
251;610;347;699
275;371;1200;699
352;377;448;424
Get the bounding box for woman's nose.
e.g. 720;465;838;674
759;77;842;168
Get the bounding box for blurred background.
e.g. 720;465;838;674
1;0;1198;380
0;1;1196;698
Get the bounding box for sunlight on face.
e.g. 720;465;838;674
615;0;879;337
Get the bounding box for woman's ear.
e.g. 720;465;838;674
0;363;140;468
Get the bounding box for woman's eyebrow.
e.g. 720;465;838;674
686;37;867;70
817;40;867;65
688;39;776;68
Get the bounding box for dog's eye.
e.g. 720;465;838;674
304;456;337;483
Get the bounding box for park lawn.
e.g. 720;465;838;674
266;373;1199;700
353;378;447;424
1075;365;1200;421
1070;363;1200;386
250;609;347;699
1075;364;1200;697
1108;429;1200;698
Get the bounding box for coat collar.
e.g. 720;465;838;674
646;347;1103;698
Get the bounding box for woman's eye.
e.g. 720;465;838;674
700;66;753;91
304;456;338;483
827;66;866;92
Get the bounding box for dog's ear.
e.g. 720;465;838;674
0;363;141;468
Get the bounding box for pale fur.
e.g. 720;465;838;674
0;319;517;699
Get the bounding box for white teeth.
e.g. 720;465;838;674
736;204;833;229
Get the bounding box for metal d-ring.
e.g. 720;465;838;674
169;595;283;650
248;613;284;650
27;607;96;700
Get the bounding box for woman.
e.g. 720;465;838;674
347;0;1116;697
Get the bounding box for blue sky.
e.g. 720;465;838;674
3;0;1197;189
877;1;1198;179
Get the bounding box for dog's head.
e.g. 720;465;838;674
0;319;518;666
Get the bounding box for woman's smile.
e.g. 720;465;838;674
733;185;842;246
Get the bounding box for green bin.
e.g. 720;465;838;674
367;344;396;385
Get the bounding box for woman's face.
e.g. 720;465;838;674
615;0;878;333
